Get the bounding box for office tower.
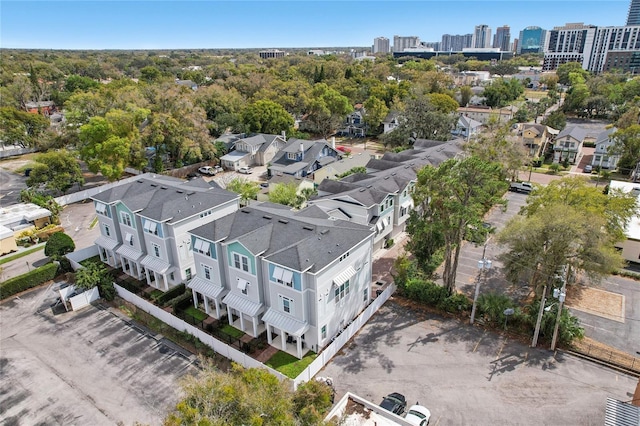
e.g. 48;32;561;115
373;37;390;54
472;25;492;48
543;23;596;71
627;0;640;25
518;26;547;54
393;35;420;52
259;49;286;59
441;33;473;51
493;25;511;51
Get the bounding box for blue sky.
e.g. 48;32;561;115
0;1;631;49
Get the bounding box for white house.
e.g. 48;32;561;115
187;202;374;358
592;127;619;170
92;175;240;291
608;180;640;264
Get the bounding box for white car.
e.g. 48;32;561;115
238;166;253;174
405;404;431;426
198;166;217;175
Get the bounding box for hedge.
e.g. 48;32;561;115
0;262;59;300
167;289;193;312
156;283;186;306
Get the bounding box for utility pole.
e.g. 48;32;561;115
550;269;568;351
470;236;492;325
531;282;548;348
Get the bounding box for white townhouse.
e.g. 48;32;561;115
592;127;620;170
187;203;374;359
92;176;239;291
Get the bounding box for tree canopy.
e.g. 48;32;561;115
26;150;84;194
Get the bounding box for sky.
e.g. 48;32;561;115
0;1;632;50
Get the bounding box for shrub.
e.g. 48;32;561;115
438;292;471;313
404;278;448;306
57;257;73;273
157;283;186;306
477;293;514;325
169;290;193;312
0;262;58;299
44;232;75;260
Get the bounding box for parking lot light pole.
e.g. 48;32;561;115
470;238;492;325
550;281;567;351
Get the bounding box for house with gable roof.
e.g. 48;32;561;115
592;127;619;170
187;202;374;358
521;123;558;158
92;176;240;291
553;125;589;164
268;138;341;179
453;115;483;139
382;111;401;134
219;133;287;171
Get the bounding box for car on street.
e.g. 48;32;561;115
198;166;217;175
379;392;407;415
584;164;593;173
238;166;253;174
405;404;431;425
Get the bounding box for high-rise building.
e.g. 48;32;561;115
393;35;420;52
472;25;492;49
259;49;286;59
543;23;597;71
441;34;473;51
493;25;511;51
588;25;640;73
373;37;390;54
518;26;547;54
627;0;640;25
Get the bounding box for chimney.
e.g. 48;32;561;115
331;136;336;149
281;130;286;141
300;142;304;152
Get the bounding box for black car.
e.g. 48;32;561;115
380;392;407;415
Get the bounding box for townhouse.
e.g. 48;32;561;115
219;133;287;171
268;138;341;179
92;176;240;290
553;126;591;164
187;202;374;358
592;127;620;170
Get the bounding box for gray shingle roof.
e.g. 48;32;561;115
556;125;589;142
189;204;373;273
92;176;239;224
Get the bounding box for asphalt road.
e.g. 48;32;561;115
0;167;27;207
319;300;638;426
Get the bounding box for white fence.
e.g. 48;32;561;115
114;282;394;390
114;283;288;382
66;245;99;271
292;284;395;388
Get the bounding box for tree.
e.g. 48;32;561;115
26;150;85;194
541;110;566;131
64;74;100;93
44;232;75;259
483;78;524;108
459;86;473;107
497;177;636;294
242;99;294;135
611;125;640;175
362;96;389;135
165;363;334;426
563;72;590;116
465;123;527;181
268;182;303;208
306;83;353;137
556;62;588;86
0;106;50;147
409;156;508;294
225;178;259;205
75;261;115;300
427;93;460;114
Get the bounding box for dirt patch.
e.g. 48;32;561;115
566;285;625;323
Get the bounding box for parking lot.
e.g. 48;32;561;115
0;284;197;425
319;300;637;426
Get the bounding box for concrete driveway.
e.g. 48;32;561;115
319;301;638;426
0;284;197;425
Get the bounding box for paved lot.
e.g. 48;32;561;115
320;301;638;426
0;284;197;425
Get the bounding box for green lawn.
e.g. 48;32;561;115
265;350;317;379
149;289;164;301
0;245;45;266
220;324;244;338
184;306;208;322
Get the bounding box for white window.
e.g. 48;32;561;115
152;243;160;258
144;220;158;235
282;270;293;287
334;280;350;303
125;233;134;246
194;238;211;256
363;288;369;302
103;224;111;237
237;278;248;294
233;253;249;272
120;212;132;227
273;266;284;282
203;264;211;280
321;325;327;339
95;203;107;215
186;268;192;280
339;252;350;262
280;295;293;314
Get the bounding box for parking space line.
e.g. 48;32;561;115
473;332;485;352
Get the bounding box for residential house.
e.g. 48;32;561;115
92;176;239;291
187;202;374;358
219;133;287;171
457;105;516;125
520;123;558;158
592;127;619;170
268;138;341;179
382;111;400;134
337;106;366;137
176;79;198;91
608;180;640;264
25;101;55;116
553;126;589;164
453;115;483;140
0;203;53;256
313;152;373;184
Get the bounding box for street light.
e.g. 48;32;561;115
470;256;492;325
550;283;567;351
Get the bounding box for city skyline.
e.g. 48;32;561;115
1;1;630;50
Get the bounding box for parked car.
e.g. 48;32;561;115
198;166;217;175
379;392;407;415
584;164;593;173
213;165;223;173
508;181;533;194
405;404;431;426
238;166;253;174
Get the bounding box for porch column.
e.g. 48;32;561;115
252;317;258;337
191;290;198;308
266;324;273;344
162;274;169;291
280;332;287;351
226;305;233;325
239;313;245;333
203;296;210;314
214;299;221;319
296;338;302;359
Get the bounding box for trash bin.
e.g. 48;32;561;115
24;168;32;177
376;289;383;297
